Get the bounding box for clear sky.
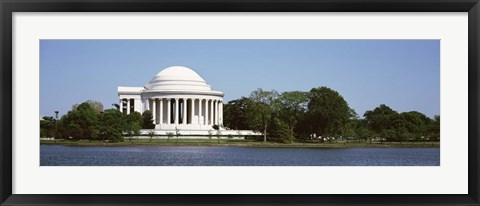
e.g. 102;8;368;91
40;40;440;118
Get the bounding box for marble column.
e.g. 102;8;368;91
152;99;156;125
216;101;219;125
159;98;163;125
205;99;209;125
219;101;223;126
145;99;149;112
214;100;218;125
127;99;131;115
190;99;194;125
209;100;213;125
119;99;122;112
183;99;187;125
198;99;202;125
174;98;179;124
212;100;215;125
167;98;171;124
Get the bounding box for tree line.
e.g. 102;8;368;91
40;87;440;144
223;87;440;143
40;100;155;142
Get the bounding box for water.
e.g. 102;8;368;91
40;145;439;166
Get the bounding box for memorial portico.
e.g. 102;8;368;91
118;66;224;130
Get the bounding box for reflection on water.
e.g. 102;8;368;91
40;145;440;166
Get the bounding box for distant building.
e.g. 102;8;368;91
118;66;224;131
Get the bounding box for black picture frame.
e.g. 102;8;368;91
1;0;479;205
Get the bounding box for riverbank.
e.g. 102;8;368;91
40;139;440;148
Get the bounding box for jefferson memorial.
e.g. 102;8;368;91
118;66;225;132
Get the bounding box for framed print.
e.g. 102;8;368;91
1;0;479;205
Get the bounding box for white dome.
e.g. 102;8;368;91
145;66;213;91
154;66;206;82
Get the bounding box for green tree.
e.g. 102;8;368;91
364;104;398;136
307;87;351;140
363;105;433;143
59;102;100;140
295;114;315;140
268;117;294;143
99;126;124;142
127;111;143;126
342;109;360;141
125;123;141;142
353;119;373;143
142;110;155;129
380;129;396;143
399;111;430;141
40;116;56;138
248;88;279;142
72;100;104;113
101;109;127;131
277;91;308;139
426;115;440;141
392;114;408;142
124;111;142;141
223;97;254;130
343;121;357;141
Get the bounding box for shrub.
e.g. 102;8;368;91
99;126;124;142
142;110;155;129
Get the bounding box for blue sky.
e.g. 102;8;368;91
40;40;440;118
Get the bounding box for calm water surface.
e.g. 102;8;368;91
40;145;439;166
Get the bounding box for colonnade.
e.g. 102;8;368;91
119;98;134;114
146;97;223;126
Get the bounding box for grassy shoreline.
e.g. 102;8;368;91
40;139;440;148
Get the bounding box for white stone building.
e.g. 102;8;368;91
118;66;226;132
